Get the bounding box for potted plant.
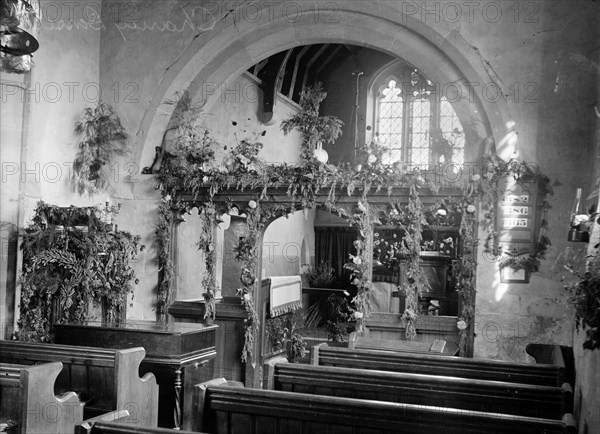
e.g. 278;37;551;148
286;332;307;363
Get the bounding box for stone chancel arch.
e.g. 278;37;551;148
136;1;510;170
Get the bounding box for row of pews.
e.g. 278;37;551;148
0;341;159;434
1;336;575;434
191;342;576;434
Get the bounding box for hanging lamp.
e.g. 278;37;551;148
0;0;41;73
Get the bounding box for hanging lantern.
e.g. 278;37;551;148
313;141;329;164
1;0;41;73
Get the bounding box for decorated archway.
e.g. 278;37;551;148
145;2;542;388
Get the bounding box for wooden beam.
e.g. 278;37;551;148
259;51;288;124
276;48;295;94
314;45;343;79
288;45;311;100
301;44;329;93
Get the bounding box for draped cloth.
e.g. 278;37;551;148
264;275;303;317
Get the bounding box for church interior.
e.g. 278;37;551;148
1;1;599;433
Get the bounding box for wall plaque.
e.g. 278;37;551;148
497;178;541;283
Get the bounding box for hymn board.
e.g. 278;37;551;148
497;177;540;283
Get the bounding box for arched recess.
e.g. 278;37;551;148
135;2;513;170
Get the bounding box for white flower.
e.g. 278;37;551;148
457;320;467;330
466;204;476;214
243;293;250;302
353;311;364;319
248;200;257;209
471;174;481;182
163;194;172;202
352;256;362;265
357;201;367;213
403;308;417;320
368;154;377;164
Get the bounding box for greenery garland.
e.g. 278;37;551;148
234;202;262;362
18;201;142;341
555;245;600;350
477;154;553;272
155;196;174;321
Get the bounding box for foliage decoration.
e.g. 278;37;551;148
155;195;174;321
286;332;307;363
325;293;356;343
450;196;479;356
18;201;142;342
281;82;343;164
71;102;129;195
476;155;553;273
153;86;555;359
555;245;600;350
302;261;336;288
234;203;262;362
198;202;218;323
264;310;306;362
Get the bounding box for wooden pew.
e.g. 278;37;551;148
264;362;572;419
0;362;84;434
311;343;566;386
82;420;203;433
74;409;131;434
526;343;575;388
192;378;577;434
0;341;159;427
348;331;459;355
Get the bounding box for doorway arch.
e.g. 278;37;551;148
136;2;511;169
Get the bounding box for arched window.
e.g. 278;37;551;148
373;69;464;169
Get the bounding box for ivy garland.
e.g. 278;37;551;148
234;202;262;362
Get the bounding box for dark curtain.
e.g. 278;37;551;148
314;227;356;291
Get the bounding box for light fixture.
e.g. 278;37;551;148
0;0;41;73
